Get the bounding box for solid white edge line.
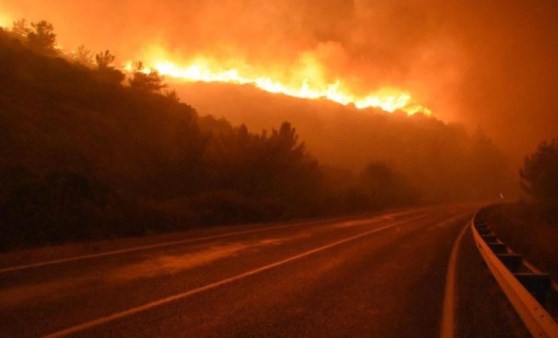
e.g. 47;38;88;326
440;218;470;338
44;218;422;338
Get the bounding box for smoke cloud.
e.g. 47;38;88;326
2;0;557;162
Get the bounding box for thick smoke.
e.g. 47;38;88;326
2;0;557;163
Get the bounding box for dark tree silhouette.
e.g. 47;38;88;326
27;20;57;55
520;137;558;200
94;50;124;84
73;45;94;67
129;61;167;93
95;50;116;70
164;89;181;102
11;19;30;39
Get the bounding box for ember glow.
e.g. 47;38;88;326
0;12;11;28
125;55;431;116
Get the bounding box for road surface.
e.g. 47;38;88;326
0;205;529;337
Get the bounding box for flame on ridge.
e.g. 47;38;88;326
124;54;431;116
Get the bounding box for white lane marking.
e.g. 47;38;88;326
44;217;426;338
0;225;312;274
440;219;471;338
0;211;419;274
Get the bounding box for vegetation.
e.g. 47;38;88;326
520;137;558;201
0;21;507;250
485;203;558;282
484;138;558;282
176;83;510;202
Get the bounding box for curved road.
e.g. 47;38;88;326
0;205;529;337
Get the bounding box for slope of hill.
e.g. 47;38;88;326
175;81;509;202
0;23;507;250
0;27;417;250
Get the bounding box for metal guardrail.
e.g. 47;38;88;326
471;213;558;337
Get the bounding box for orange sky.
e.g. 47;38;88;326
1;0;557;161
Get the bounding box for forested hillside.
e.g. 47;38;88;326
176;82;509;202
0;22;506;250
0;23;418;250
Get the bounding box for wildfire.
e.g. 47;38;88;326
124;55;431;116
0;12;12;28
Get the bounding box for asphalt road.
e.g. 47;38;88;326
0;205;529;337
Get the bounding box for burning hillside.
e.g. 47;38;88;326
123;53;431;115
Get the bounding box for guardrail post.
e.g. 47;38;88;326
496;253;522;272
514;273;551;305
481;234;498;243
487;242;508;254
476;227;491;234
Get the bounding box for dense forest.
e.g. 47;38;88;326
0;21;506;250
178;82;509;202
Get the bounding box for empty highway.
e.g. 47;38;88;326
0;205;529;337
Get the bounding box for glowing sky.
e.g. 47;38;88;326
1;0;557;159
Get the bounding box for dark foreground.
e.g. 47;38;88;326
0;205;528;337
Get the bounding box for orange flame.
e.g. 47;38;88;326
125;50;431;116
